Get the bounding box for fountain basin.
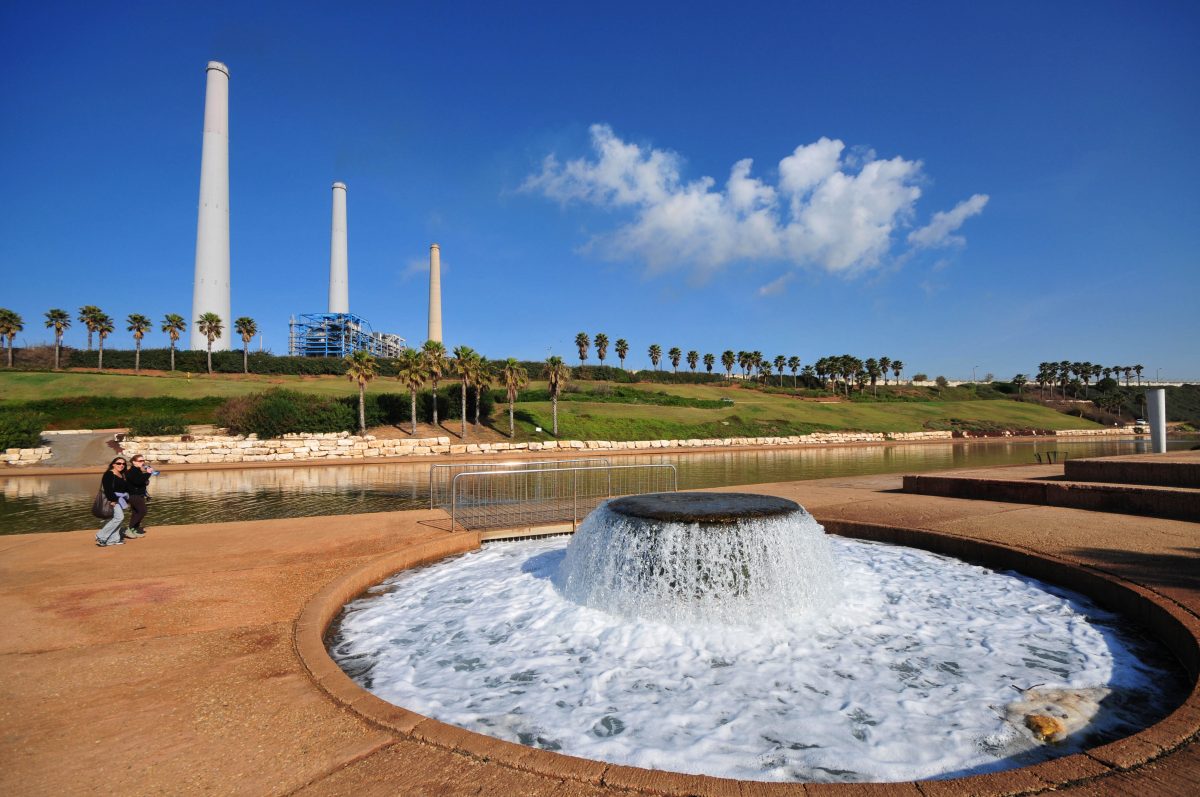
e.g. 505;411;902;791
321;498;1188;783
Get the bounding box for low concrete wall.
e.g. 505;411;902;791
903;475;1200;522
1066;458;1200;488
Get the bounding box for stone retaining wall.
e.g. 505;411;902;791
118;426;1134;464
3;446;52;467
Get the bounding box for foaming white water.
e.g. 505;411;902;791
329;536;1180;783
557;503;841;625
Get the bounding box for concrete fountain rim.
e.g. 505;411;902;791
293;516;1200;795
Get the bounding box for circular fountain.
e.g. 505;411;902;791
327;492;1185;783
557;492;841;625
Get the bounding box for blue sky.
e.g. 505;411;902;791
1;1;1197;380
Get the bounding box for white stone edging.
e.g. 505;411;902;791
3;446;52;466
116;427;1138;465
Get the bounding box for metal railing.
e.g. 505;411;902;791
429;458;611;510
449;463;678;532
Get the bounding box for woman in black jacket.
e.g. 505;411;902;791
124;455;153;538
96;457;129;547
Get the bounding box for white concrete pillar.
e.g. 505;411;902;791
191;61;232;350
428;243;442;343
328;182;349;314
1146;388;1167;454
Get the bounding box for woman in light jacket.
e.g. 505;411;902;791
96;457;129;547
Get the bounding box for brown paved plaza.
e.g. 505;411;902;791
2;458;1198;795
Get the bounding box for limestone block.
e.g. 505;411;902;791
529;442;543;451
413;447;431;455
511;443;528;450
432;445;451;453
337;439;354;447
364;449;380;457
467;445;482;454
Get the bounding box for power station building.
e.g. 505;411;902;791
288;181;405;358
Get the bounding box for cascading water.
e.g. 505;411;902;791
328;492;1185;783
557;492;841;625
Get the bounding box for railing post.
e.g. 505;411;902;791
572;470;578;530
451;474;458;532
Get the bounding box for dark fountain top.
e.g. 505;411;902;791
607;492;801;524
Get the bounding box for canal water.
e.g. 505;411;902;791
1;437;1189;534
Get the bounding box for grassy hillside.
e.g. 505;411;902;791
0;370;1105;437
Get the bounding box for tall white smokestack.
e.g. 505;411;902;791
328;182;349;314
428;243;442;343
191;61;232;350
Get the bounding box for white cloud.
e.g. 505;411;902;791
757;272;794;296
523;124;986;282
908;193;990;248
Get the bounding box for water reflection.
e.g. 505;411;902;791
1;436;1186;535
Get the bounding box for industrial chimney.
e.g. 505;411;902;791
428;243;442;343
328;182;349;314
190;61;232;350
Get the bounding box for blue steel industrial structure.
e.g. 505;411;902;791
287;312;405;358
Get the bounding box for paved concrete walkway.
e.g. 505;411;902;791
1;472;1197;795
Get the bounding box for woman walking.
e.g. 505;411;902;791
95;457;129;547
123;455;154;537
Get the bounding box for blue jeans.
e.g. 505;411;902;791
96;502;125;544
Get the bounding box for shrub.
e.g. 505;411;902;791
0;411;46;449
912;373;929;382
127;414;189;436
215;389;354;438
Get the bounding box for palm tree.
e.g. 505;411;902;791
126;313;151;373
865;358;881;397
759;361;772;383
543;355;570;436
648;344;662;371
668;347;682;373
892;360;904;385
196;312;224;374
703;353;715;374
126;313;154;372
878;356;891;386
615;338;629;369
687;350;699;373
78;305;102;351
422;340;450;428
737;350;749;378
500;358;529;438
396;348;427;435
344;349;378;435
773;355;786;386
594;333;609;366
1012;373;1028;395
44;308;70;370
234;316;257;374
1122;366;1133;387
473;357;493;427
0;309;22;367
452;345;478;439
788;356;800;387
161;314;187;371
801;364;815;387
574;332;590;366
95;313;114;370
721;350;735;379
1134;364;1144;386
1059;360;1072;398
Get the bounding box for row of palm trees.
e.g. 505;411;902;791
345;341;572;438
570;333;908;396
0;306;262;374
1031;361;1145;399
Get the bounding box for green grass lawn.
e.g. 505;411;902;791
1;371;1103;437
0;370;363;401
